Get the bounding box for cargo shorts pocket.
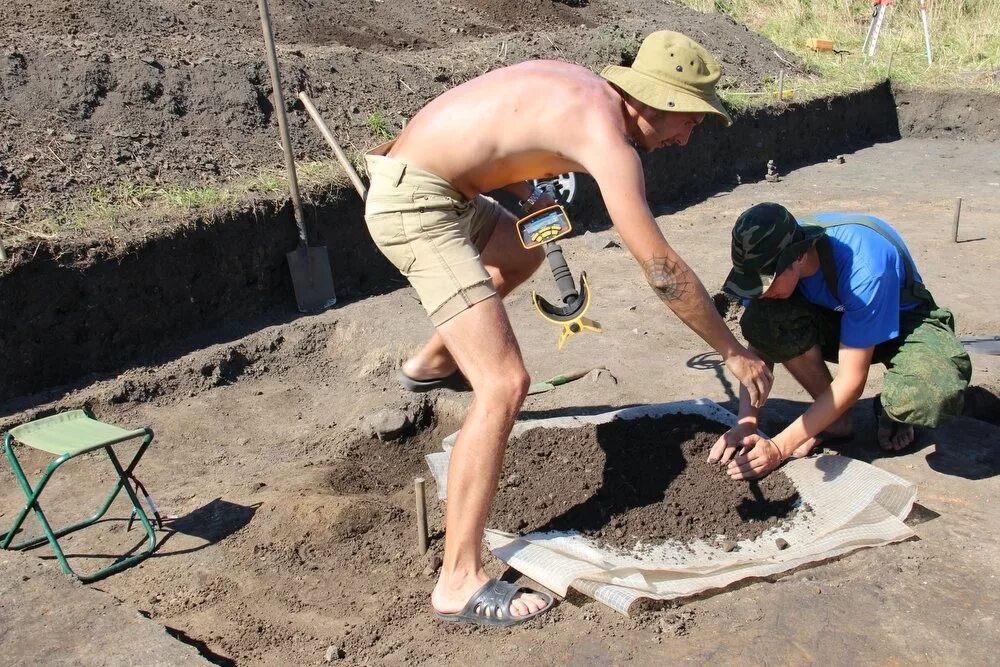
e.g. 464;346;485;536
365;211;415;275
413;197;471;234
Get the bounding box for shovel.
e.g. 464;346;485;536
257;0;336;312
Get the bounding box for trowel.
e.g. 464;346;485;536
961;335;1000;356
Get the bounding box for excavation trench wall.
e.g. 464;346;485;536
0;83;991;399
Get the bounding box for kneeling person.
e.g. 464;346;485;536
709;202;972;480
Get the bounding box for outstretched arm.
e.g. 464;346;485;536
584;141;773;406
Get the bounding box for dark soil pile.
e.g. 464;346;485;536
490;414;802;549
0;0;801;223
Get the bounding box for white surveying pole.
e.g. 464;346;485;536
919;0;933;65
863;0;894;58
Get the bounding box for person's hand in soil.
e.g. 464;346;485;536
707;421;757;465
723;434;784;480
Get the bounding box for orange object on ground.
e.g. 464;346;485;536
807;38;834;52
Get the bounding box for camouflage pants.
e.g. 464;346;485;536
741;294;972;428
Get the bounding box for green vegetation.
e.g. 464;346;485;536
593;29;644;66
365;112;394;141
7;3;997;242
12;161;348;243
679;0;1000;106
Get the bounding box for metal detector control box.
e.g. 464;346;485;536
516;205;573;250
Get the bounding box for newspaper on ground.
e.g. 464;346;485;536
425;399;916;614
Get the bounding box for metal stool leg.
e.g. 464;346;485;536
2;429;159;582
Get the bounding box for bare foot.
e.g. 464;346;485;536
877;418;915;451
873;397;916;451
432;573;548;619
824;413;853;438
790;437;820;458
401;356;458;382
790;414;855;459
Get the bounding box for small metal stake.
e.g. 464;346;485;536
952;197;963;243
414;477;428;554
0;241;7;262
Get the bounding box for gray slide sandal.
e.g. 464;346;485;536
435;578;555;627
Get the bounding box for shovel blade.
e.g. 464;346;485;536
287;244;337;313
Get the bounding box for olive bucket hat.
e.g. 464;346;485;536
600;30;732;126
723;202;826;299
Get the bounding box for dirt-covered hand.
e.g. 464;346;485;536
707;423;756;465
724;350;773;409
725;434;783;480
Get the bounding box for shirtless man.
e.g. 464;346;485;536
363;31;773;627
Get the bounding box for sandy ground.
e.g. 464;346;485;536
2;137;998;665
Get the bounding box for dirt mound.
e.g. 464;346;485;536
490;414;803;550
0;0;800;222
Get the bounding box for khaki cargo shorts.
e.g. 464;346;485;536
364;153;508;326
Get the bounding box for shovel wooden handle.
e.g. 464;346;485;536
257;0;308;246
298;92;368;200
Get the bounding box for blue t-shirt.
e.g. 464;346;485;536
796;213;923;349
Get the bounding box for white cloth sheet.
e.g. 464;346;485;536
426;399;916;614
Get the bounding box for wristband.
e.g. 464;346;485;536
520;186;544;211
766;439;785;463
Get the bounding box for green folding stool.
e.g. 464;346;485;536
2;408;158;582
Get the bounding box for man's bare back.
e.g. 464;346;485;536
388;61;624;199
362;30;775;629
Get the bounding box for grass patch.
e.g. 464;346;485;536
365;112;394;141
9;161;349;243
592;28;643;66
679;0;1000;103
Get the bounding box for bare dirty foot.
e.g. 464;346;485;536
824;413;854;439
873;398;916;451
789;437;821;459
789;413;854;458
877;417;916;451
432;572;548;620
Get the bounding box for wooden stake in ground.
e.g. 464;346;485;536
953;197;963;243
777;69;785;101
414;477;428;554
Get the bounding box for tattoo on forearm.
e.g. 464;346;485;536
641;256;690;303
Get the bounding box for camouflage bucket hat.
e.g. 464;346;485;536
723;202;825;299
600;30;733;126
